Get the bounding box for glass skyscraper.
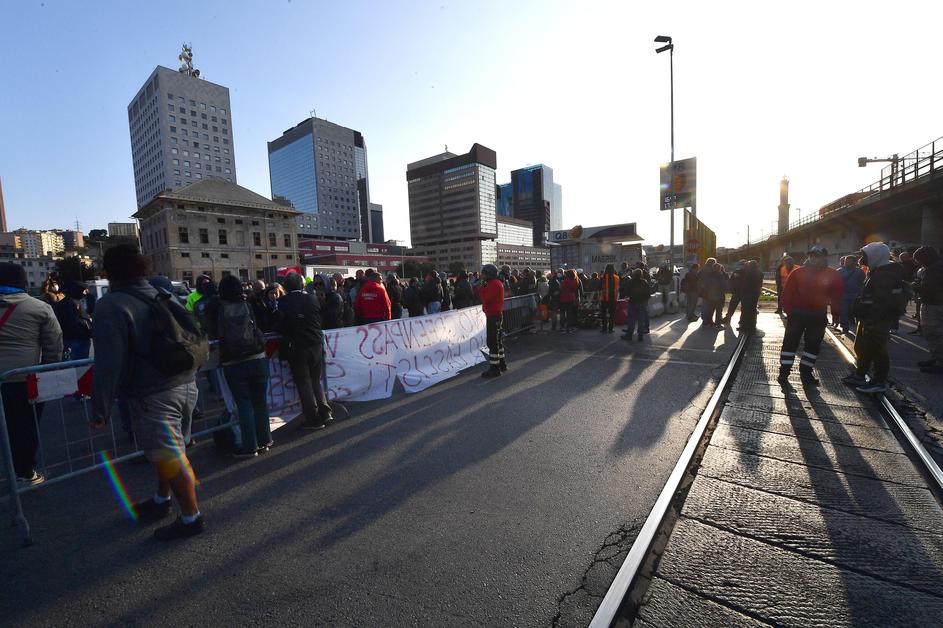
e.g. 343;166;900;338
268;117;381;241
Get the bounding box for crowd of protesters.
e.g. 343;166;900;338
1;239;941;541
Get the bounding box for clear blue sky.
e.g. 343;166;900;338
2;0;941;248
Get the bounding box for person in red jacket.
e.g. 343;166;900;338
480;264;506;378
353;269;391;323
778;245;844;386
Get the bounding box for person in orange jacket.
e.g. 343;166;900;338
353;269;391;323
480;264;506;378
598;263;620;333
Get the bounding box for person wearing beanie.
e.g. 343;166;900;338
0;263;63;486
53;280;93;360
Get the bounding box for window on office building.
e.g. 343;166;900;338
199;228;208;244
218;229;228;245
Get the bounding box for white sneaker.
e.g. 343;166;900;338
16;471;45;488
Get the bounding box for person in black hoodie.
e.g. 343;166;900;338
404;277;424;317
452;271;475;309
386;274;404;319
204;275;271;457
277;273;333;429
421;272;443;314
53;280;93;360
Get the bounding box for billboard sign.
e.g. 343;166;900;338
660;157;696;210
547;222;640;244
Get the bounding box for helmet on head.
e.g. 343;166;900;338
481;264;498;279
808;244;828;257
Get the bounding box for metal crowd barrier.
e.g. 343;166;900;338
502;294;539;337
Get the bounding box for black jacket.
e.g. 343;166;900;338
916;261;943;306
453;279;474;309
53;297;92;341
277;290;323;358
421;279;442;305
737;267;764;296
627;277;651;303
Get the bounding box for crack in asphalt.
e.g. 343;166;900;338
551;520;644;627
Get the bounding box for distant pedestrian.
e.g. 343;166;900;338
699;259;727;328
837;255;866;335
775;255;798;314
599;263;620;333
386;274;404;319
723;261;745;327
92;245;208;540
422;272;443;314
0;263;63;487
914;246;943;373
548;269;563;331
53;280;93;360
452;271;475;309
737;260;764;331
680;263;700;322
480;264;506;378
278;273;334;429
623;269;651;342
204;275;271;458
779;245;843;387
559;269;580;333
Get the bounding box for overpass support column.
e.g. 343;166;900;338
921;205;943;249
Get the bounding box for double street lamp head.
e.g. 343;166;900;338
654;35;673;54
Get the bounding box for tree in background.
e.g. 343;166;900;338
55;256;98;282
448;261;465;276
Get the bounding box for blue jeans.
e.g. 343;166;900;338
626;303;647;336
64;339;91;360
426;301;442;314
223;358;271;452
840;296;857;332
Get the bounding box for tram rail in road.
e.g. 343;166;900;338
591;294;943;626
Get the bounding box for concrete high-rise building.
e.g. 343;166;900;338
268;117;377;241
510;164;555;246
56;230;85;250
128;52;237;209
0;176;7;233
551;182;563;231
406;144;498;270
108;222;140;238
16;230;64;257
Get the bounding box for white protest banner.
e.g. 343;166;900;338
323;308;487;401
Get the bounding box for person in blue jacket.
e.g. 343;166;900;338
837;255;866;335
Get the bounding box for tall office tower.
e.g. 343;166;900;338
406;144;498;270
551;182;563;231
0;176;7;233
128;46;237;209
369;203;385;243
510;164;555;246
268;117;374;240
495;182;513;217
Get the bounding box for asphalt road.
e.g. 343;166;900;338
0;312;739;627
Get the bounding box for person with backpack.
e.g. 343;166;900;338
91;245;208;540
277;272;333;430
0;263;63;487
53;280;93;360
204;275;271;458
779;245;844;387
842;242;910;393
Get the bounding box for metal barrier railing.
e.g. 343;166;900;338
1;295;538;546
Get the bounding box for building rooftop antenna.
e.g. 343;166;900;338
178;43;201;78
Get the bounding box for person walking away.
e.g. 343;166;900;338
53;280;93;360
548;269;563;331
422;272;443;314
841;242;910;393
479;264;506;378
680;263;700;321
91;246;208;540
913;246;943;373
404;277;423;318
775;256;797;314
536;273;550;331
655;263;673;309
699;259;726;328
619;262;632;299
453;271;475;309
778;245;844;387
204;275;271;458
559;269;580;334
440;273;453;311
623;269;651;341
278;273;334;429
723;261;745;326
738;260;764;331
354;269;392;323
837;255;866;335
599;264;620;333
385;274;404;319
0;263;62;487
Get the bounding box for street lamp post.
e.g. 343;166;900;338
655;35;676;265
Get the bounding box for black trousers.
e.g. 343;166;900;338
1;382;45;477
725;292;741;320
287;346;328;422
486;314;504;366
599;300;616;331
739;293;760;329
780;312;827;372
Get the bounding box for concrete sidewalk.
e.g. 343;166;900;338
634;313;943;626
